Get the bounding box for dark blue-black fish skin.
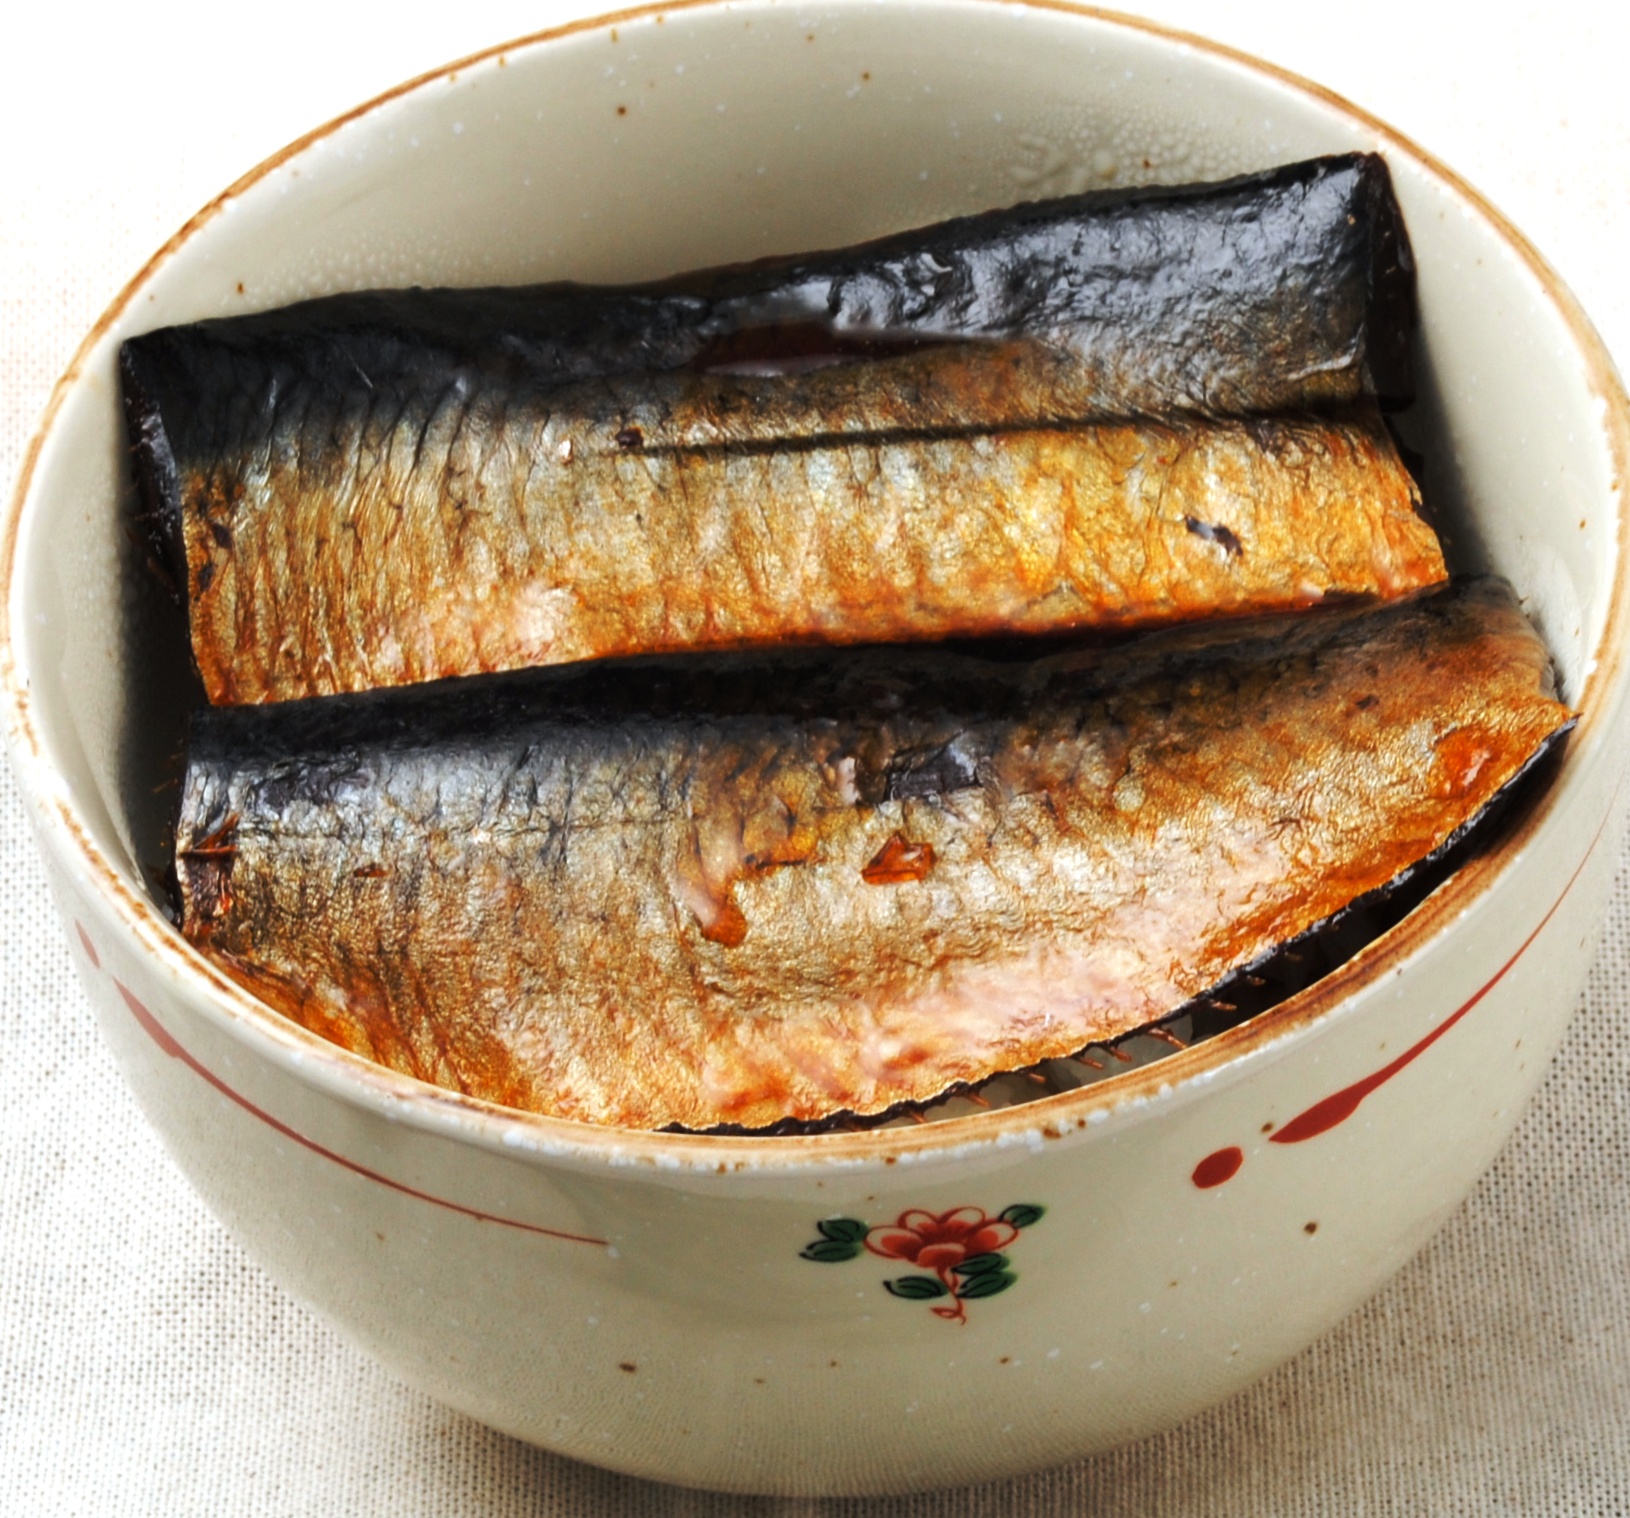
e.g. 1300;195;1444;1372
126;152;1414;442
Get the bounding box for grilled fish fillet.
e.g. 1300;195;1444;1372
122;153;1431;705
175;578;1570;1131
146;395;1441;704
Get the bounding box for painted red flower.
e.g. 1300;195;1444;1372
799;1202;1044;1324
865;1207;1019;1271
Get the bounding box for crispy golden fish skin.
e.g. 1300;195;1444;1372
142;387;1442;705
175;578;1571;1132
122;153;1427;706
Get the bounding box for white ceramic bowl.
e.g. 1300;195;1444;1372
4;0;1628;1497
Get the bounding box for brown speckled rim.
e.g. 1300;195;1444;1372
3;0;1628;1175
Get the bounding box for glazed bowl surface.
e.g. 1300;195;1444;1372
4;0;1628;1497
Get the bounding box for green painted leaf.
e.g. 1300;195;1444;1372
953;1252;1008;1278
800;1239;861;1264
956;1270;1016;1300
1000;1203;1047;1230
885;1274;950;1300
817;1218;869;1245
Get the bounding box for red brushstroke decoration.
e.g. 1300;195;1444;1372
113;979;606;1246
1192;1147;1245;1189
1273;823;1597;1146
1190;802;1608;1188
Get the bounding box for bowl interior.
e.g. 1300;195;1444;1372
7;0;1623;1123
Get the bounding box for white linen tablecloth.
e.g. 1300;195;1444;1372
2;3;1627;1510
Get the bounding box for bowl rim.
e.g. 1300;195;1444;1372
4;0;1627;1174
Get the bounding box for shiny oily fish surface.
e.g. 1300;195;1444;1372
175;578;1571;1131
122;153;1435;705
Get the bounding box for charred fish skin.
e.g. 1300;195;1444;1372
176;578;1571;1133
682;149;1416;412
120;153;1425;705
124;151;1414;434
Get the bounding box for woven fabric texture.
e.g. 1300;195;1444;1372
1;3;1627;1512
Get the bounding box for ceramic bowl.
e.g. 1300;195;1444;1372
4;0;1628;1497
